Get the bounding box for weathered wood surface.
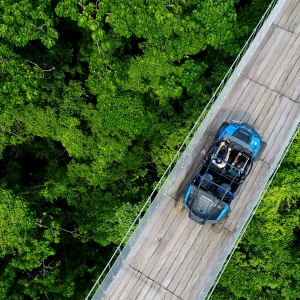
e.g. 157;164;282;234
101;1;300;299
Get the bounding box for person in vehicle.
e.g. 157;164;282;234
211;141;231;169
228;152;250;177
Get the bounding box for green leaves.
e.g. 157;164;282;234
0;0;281;299
0;0;58;48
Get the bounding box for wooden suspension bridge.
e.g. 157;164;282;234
89;0;300;299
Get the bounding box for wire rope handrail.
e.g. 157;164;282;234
86;0;284;299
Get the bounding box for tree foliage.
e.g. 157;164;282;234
1;0;299;299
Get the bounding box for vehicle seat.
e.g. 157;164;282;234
216;183;232;200
195;173;214;190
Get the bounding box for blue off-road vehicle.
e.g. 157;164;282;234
175;122;265;232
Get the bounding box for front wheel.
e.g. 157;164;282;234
253;141;267;161
215;122;229;140
175;195;184;212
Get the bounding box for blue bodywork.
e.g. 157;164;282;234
183;122;264;225
184;185;192;202
218;123;261;158
217;205;230;220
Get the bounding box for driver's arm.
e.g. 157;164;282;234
214;141;225;156
242;157;250;170
225;146;232;162
233;152;242;164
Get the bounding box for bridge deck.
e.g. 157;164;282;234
101;1;300;299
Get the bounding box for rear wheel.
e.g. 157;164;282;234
175;195;184;212
212;216;228;234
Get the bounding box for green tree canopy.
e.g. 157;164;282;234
2;0;296;299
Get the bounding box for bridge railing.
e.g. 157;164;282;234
86;0;284;299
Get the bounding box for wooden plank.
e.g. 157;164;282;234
126;273;149;300
102;263;131;300
145;282;161;300
156;221;202;287
153;287;167;300
227;161;270;232
274;41;300;93
259;94;290;140
227;79;257;122
254;91;280;133
167;224;212;293
283;2;300;31
261;96;294;159
267;33;299;89
208;77;251;134
242;25;280;78
226;80;256;122
118;270;142;300
262;100;300;164
239;83;268;124
170;132;215;200
294;17;300;35
116;268;141;300
290;77;300;101
126;195;174;265
279;51;300;96
129;196;176;269
162;291;178;300
136;278;155;300
134;208;185;273
229;162;271;233
278;0;299;29
186;231;231;300
243;85;268;125
251;88;273;131
257;30;292;84
289;4;300;32
143;210;190;277
149;218;196;280
242;25;277;77
178;231;229;299
169;130;211;199
273;0;293;25
161;223;208;289
172;227;216;297
223;160;264;230
285;65;300;100
247;27;286;81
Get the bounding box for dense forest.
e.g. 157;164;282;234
1;0;300;299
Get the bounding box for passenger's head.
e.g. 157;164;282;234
212;158;226;169
219;144;228;153
235;161;244;170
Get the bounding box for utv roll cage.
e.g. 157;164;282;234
183;135;253;224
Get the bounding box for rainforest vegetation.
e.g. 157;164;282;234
1;0;300;299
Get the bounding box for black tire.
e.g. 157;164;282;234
212;216;228;234
215;122;229;140
175;195;184;212
253;141;266;161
